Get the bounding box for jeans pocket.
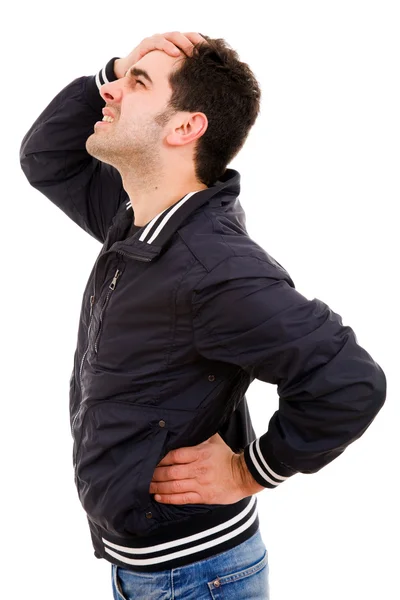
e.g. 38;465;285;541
112;564;128;600
207;547;269;599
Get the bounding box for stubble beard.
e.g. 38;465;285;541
86;106;175;179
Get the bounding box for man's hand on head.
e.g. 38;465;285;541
114;32;208;79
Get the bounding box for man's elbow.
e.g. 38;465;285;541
356;361;387;434
370;362;387;415
345;359;387;444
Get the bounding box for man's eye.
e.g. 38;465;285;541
136;79;145;86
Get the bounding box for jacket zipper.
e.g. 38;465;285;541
94;268;122;354
71;234;153;453
117;249;151;262
79;248;103;380
76;243;114;392
74;250;151;424
77;251;150;382
77;295;95;393
71;293;95;436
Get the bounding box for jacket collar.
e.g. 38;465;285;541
108;168;241;262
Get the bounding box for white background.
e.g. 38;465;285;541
4;1;399;598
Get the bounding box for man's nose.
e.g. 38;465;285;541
99;79;123;103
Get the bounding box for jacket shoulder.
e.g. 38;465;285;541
178;203;293;285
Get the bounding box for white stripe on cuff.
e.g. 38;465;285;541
249;438;291;487
95;71;101;91
101;65;110;83
95;65;110;91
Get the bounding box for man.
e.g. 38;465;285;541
19;32;386;600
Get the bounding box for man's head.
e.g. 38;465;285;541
86;35;261;187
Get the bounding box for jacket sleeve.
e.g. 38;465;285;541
19;56;125;244
191;254;387;490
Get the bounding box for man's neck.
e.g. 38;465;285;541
123;173;208;227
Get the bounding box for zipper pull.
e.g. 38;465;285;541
109;268;121;290
89;294;95;316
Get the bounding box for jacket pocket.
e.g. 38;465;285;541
74;400;169;536
123;407;228;537
71;403;85;472
93;267;122;355
74;398;232;538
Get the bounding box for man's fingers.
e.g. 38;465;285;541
154;492;202;504
139;31;208;61
142;35;180;57
151;477;196;494
157;446;200;466
152;464;192;482
159;31;207;57
183;32;208;46
163;31;196;56
159;41;181;57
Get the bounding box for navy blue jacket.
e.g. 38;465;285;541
19;56;387;572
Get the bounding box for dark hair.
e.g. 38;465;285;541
165;35;262;187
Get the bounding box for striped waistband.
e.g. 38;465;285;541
94;495;259;572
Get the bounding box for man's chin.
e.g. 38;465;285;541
85;135;104;158
85;140;118;168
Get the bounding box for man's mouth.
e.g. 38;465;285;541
94;120;115;129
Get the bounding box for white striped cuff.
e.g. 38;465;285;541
85;57;120;112
243;437;297;489
95;56;120;91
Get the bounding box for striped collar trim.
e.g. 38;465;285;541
111;168;241;261
124;190;200;245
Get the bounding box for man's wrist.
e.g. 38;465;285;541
113;58;126;79
233;452;265;497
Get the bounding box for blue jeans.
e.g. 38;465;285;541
111;528;269;599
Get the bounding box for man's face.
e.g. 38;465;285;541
86;50;183;169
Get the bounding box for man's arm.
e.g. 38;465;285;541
19;57;125;243
19;34;207;243
191;254;387;491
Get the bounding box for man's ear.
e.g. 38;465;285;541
166;113;208;147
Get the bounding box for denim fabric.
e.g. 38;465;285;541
111;528;269;599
